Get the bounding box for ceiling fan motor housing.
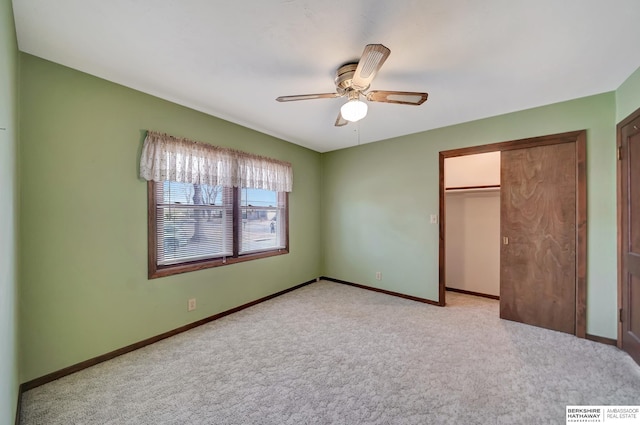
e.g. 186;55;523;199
335;63;366;95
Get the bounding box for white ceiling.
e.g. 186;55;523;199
12;0;640;152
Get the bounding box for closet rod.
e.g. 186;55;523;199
446;184;500;191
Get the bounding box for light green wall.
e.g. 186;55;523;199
19;54;322;381
14;27;640;386
616;65;640;122
322;93;617;338
0;0;19;423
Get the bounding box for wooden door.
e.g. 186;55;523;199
500;142;577;334
619;113;640;365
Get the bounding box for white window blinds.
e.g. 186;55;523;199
156;182;234;265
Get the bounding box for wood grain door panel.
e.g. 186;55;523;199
630;275;640;344
620;113;640;364
500;143;576;334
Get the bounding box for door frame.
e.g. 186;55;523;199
617;107;640;349
438;130;587;338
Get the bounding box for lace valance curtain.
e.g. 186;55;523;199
139;131;293;192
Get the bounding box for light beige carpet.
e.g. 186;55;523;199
20;280;640;424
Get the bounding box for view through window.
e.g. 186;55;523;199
240;187;287;254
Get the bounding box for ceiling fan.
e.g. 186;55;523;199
276;44;428;127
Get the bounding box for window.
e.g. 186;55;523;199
140;131;292;279
156;182;234;266
149;182;288;278
239;187;287;254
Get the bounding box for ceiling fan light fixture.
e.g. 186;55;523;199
340;99;368;122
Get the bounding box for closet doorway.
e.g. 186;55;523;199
438;131;587;337
444;152;501;300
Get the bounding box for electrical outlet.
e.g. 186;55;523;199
376;272;382;280
188;298;196;311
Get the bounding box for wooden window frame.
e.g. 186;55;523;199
147;181;289;279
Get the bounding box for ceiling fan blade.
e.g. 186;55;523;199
366;90;428;105
276;93;340;102
351;44;391;90
335;111;349;127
